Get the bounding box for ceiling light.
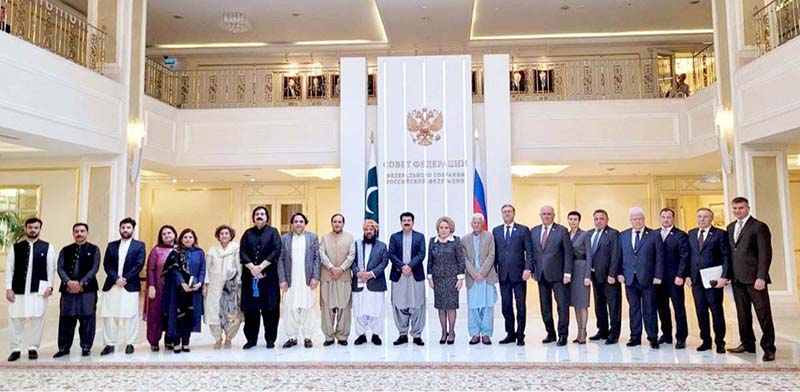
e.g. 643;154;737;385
511;165;569;176
220;12;252;34
471;29;713;41
291;12;301;17
173;15;183;20
172;179;177;184
153;42;267;49
189;179;195;183
280;168;341;180
249;178;256;182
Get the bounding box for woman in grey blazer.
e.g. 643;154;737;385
427;216;466;344
567;211;593;344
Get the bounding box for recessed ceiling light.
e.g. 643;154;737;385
171;179;177;184
421;16;431;21
249;178;256;182
560;5;570;10
189;179;195;183
173;15;182;20
291;12;301;17
689;0;700;3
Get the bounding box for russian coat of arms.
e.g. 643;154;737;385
406;107;443;146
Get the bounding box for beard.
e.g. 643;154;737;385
363;234;376;244
120;231;132;239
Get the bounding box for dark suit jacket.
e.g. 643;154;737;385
687;227;730;284
352;240;389;292
492;223;533;283
587;226;621;281
388;231;426;282
660;227;690;280
727;217;772;284
530;223;573;282
620;227;663;287
102;239;146;292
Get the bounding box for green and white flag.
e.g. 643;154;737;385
364;140;379;223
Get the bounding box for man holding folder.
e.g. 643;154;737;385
686;208;730;353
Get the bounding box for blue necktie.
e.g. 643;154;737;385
634;231;641;251
591;231;600;253
505;226;511;245
252;277;260;298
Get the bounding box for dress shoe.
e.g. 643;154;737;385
481;336;492;345
469;336;480;345
53;350;70;359
649;339;660;350
173;347;181;354
658;336;673;345
151;345;160;352
323;340;335;347
696;342;712;352
589;333;607;341
243;341;257;350
7;352;20;362
304;339;313;348
439;333;448;345
338;340;348;346
446;333;455;345
371;335;382;345
266;342;275;349
81;349;90;357
100;345;115;356
675;341;686;350
28;350;38;360
354;335;368;345
413;337;425;346
498;335;516;344
716;345;726;354
542;335;557;344
283;339;297;349
393;335;408;346
165;343;174;351
556;336;567;346
516;338;525;346
728;344;756;354
626;339;641;347
763;351;776;362
181;346;190;353
125;345;134;354
605;338;619;345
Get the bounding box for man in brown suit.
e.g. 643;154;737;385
462;213;497;345
319;214;355;346
726;197;776;362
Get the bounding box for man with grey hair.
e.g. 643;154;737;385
461;213;497;345
618;207;663;349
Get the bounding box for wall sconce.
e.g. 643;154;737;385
715;109;734;175
127;120;146;149
127;120;145;185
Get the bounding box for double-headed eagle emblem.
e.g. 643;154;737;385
406;107;443;146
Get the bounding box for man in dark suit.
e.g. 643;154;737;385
587;209;622;344
687;208;730;353
388;212;426;346
655;208;690;349
531;205;573;346
352;219;389;346
98;218;146;356
726;197;776;361
492;204;533;346
618;207;663;349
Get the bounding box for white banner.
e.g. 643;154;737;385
377;55;474;242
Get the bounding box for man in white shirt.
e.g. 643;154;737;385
5;218;56;361
98;218;146;356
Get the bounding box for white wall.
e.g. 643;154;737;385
0;34;125;154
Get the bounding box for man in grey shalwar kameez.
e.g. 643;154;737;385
388;212;426;346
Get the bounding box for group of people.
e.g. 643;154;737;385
4;197;777;362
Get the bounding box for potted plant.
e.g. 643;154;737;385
0;211;25;249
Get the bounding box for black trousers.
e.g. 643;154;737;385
732;282;776;353
691;285;726;347
625;276;658;340
244;306;280;345
656;281;688;342
499;279;526;339
57;314;95;351
592;272;622;340
538;279;570;337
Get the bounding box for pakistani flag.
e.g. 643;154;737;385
364;141;379;223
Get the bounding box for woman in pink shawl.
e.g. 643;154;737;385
144;225;177;351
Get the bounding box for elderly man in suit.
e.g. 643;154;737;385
388;212;427;346
687;207;730;354
587;209;622;345
462;213;497;345
492;204;533;346
278;212;321;349
726;197;776;361
99;218;146;356
656;208;690;349
352;219;389;346
531;205;573;346
618;207;663;349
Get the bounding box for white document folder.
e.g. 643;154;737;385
699;266;723;289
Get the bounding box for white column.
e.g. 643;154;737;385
482;54;513;229
339;57;368;236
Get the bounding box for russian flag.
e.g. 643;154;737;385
473;135;488;230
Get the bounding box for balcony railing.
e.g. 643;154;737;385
146;56;714;109
754;0;800;56
0;0;106;74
